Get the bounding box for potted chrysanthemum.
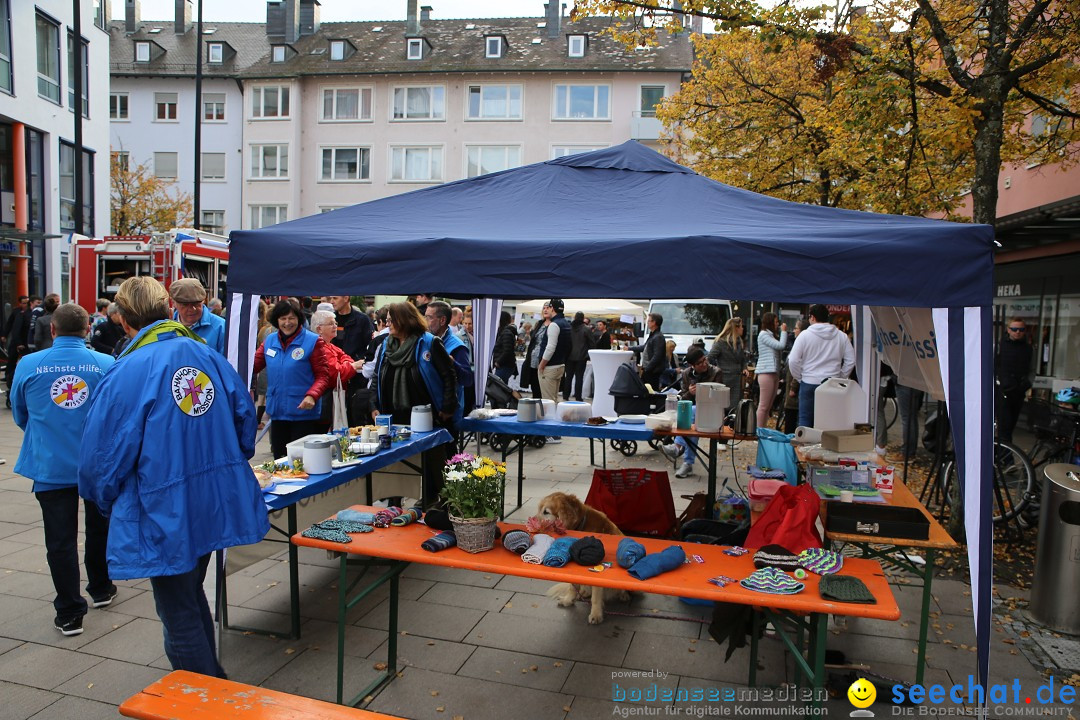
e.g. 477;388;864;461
441;453;506;552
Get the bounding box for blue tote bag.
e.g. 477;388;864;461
755;428;799;485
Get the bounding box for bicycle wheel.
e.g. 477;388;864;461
940;460;964;540
941;441;1034;528
884;397;899;430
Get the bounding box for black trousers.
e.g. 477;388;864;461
35;487;112;622
269;419;324;460
562;360;588;401
997;385;1025;444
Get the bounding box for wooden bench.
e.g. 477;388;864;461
120;670;399;719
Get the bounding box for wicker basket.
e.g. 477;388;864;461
449;515;498;553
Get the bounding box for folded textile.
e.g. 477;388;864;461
374;506;404;528
798;548;844;575
301;525;352;544
502;530;532;555
336;509;376;524
819;574;876;603
753;544;801;571
570;536;605;566
391;507;422;527
617;537;646;569
748;465;787;480
522;533;554;564
627;545;686;580
421;531;457;553
423;507;454;531
319;519;373;534
739;567;805;595
542;537;577;567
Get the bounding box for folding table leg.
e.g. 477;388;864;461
916;549;936;686
288;505;301;639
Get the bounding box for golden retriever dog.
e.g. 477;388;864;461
534;492;630;625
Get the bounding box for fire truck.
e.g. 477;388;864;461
70;228;229;313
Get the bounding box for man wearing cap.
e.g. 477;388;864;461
170;279;226;355
537;298;571;403
662;346;724;477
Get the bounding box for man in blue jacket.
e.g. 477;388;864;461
170;278;226;354
79;277;269;677
11;302;116;636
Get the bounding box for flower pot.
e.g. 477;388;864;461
449;515;498;553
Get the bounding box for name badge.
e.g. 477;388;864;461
266;348;278;357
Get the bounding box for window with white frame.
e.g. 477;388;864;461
36;12;60;103
320;147;370;181
135;41;150;62
392;86;444;120
467;84;522;120
406;38;423;60
640;85;665;117
207;42;223;63
67;33;88;117
553;84;610;120
390;146;442;182
111;151;129;170
201;210;225;235
250;144;288;179
319;206;344;213
485;36;503;58
466;145;520;178
321;87;372;121
551;145;606;159
0;0;11;95
251;85;290;118
155;92;178;121
203;92;225;121
330;40;346;60
110;93;128;120
201;153;225;181
271;45;286;62
250;205;286;229
154;151;178;179
60;142;93;234
568;34;586;57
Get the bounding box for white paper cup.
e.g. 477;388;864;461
839;490;854;503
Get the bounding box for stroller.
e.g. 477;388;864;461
607;363;669;457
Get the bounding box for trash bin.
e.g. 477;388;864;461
1030;463;1080;634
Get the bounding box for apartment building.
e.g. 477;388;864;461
110;0;692;234
0;0;111;301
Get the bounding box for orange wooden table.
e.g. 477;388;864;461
293;506;899;707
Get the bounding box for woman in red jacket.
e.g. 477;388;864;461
312;309;365;430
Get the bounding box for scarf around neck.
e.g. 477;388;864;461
120;320;205;359
385;334;421;413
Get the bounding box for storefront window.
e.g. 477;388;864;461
1051;294;1080;380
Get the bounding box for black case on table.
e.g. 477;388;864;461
825;502;930;540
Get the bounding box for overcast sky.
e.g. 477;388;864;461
115;0;545;23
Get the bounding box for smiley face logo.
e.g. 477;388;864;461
848;678;876;709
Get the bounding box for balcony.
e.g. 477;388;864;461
630;111;662;141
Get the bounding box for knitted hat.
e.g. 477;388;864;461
739;567;804;595
753;544;801;571
569;536;605;566
798;548;844;575
819;575;876;604
502;530;532;555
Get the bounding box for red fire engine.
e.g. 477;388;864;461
70;228;229;313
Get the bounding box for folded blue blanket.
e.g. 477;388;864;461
542;537;576;568
617;537;646;569
627;545;686;581
337;509;376;524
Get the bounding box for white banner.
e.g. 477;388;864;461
870;306;945;400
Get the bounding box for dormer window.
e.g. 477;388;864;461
485;35;504;58
271;45;287;62
207;42;223;63
568;34;587;57
407;38;423;60
330;40;345;60
135;41;151;62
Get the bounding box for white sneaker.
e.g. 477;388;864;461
661;443;680;460
717;443;728;452
546;437;562;444
675;462;694;478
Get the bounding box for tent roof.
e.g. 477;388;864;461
229;141;995;308
514;298;645;319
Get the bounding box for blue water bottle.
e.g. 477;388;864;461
676;400;693;430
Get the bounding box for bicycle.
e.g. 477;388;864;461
1018;401;1080;527
939;438;1034;538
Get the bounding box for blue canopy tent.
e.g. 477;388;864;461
226;141;995;689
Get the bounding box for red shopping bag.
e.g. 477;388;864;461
744;483;822;552
585;468;677;538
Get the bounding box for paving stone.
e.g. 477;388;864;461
499;589;703;639
0;522;34;540
217;631;301;686
417;581;515;613
493;575;555;595
561;661;679;701
623;628;788;686
1;526;44;546
366;631;476;675
261;646;383;704
401;564;503;588
0;568;54;599
466;612;632;666
0;595;51;630
0;546;51;574
458;646;573;692
290;618;388;659
77;617;165;665
0;502;40;523
368;666;574;720
0;637;21;657
0;679;59;720
930;579;975;615
218;605;294;636
101;589;159;620
53;659;166;705
356;597;485;642
0;643;102;690
26;695;118;720
0;604;137;649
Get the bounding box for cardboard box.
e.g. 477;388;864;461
821;429;875;453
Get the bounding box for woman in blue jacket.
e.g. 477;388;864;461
755;312;788;429
79;277;269;678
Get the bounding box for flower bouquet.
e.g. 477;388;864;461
441;453;507;552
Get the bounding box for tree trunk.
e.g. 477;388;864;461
969;100;1004;227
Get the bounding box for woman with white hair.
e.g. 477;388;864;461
311;309;364;429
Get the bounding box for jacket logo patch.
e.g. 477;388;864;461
290;347;305;361
171;366;215;417
50;375;89;409
422;351;432;361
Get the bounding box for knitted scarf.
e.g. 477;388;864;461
119;320;205;359
384;334;420;413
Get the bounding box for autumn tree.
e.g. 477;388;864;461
577;0;1080;224
110;154;192;235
